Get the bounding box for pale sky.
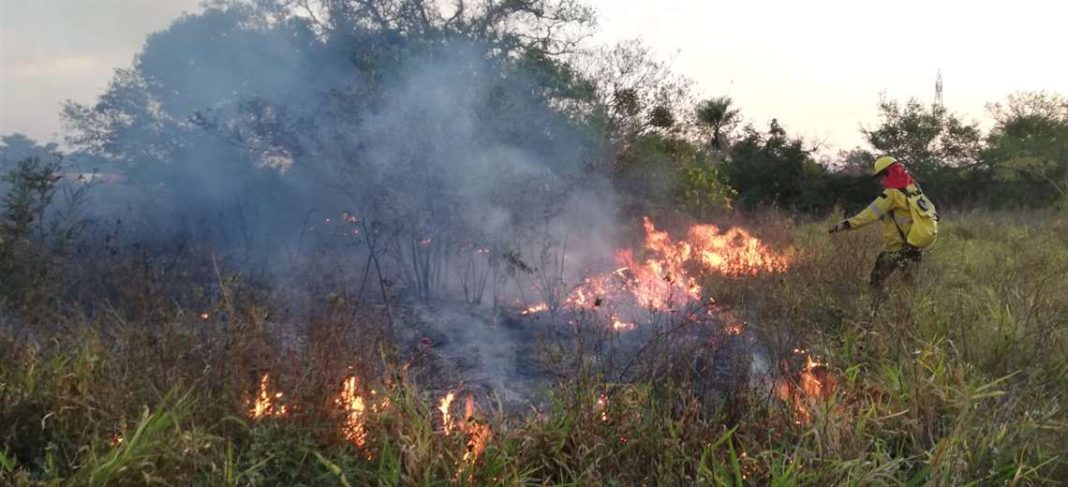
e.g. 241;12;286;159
2;0;1066;152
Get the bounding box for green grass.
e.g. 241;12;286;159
1;210;1065;485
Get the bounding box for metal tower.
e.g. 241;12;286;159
934;69;944;113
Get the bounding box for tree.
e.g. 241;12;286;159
580;40;693;156
695;96;740;150
984;91;1068;207
612;132;734;219
0;156;87;316
676;156;735;219
862;97;983;175
242;0;596;55
861;97;985;206
1;134;62;198
832;148;876;176
723;119;833;212
60;0;613;305
0;134;59;175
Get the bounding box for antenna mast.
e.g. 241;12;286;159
934;69;944;113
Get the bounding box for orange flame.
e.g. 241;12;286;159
521;303;549;315
777;352;835;424
565;276;608;307
369;389;386;414
610;316;636;332
800;356;824;397
596;393;609;422
335;376;367;448
562;216;790;330
439;391;456;434
249;373;288;419
686;221;792;276
460;395;491;465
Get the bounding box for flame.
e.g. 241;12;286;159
198;312;210;321
778;352;835;424
610;316;635;332
460;395;491;466
614;218;706;310
724;323;744;336
561;216;790;331
565;276;607;308
521;303;549;315
439;392;456;434
335;376;367;448
687;221;792;276
800;356;824;397
617;248;702;310
596;393;609;422
249;373;288;419
449;394;493;481
370;388;390;414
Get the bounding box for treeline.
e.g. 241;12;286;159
609;91;1068;217
1;0;1066;221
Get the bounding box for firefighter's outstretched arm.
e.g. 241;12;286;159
829;191;894;233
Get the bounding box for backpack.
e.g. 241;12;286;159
901;187;939;248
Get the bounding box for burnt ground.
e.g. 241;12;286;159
394;302;776;415
397;304;557;413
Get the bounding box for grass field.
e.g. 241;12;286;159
2;210;1065;485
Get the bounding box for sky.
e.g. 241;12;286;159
1;0;1065;152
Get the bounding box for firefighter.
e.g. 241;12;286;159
829;156;938;288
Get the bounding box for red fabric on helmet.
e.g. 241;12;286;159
881;163;915;189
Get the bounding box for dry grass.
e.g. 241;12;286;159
1;209;1066;485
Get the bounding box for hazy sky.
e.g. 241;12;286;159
2;0;1065;152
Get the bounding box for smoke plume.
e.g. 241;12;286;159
63;5;619;304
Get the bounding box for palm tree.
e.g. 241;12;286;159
696;96;741;150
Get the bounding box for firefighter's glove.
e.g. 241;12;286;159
828;221;851;234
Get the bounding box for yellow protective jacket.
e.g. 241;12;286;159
846;184;919;251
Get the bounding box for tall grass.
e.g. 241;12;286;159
1;208;1065;485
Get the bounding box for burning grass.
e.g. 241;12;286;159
525;215;794;329
1;210;1065;484
249;373;289;420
